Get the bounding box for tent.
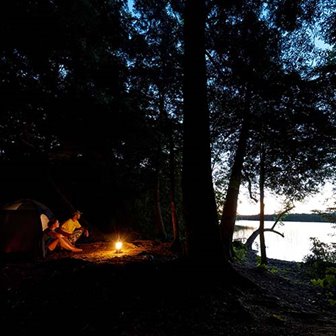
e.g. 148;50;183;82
0;199;54;257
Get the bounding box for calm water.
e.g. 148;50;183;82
234;220;335;262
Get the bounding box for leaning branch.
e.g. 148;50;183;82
241;170;258;203
245;228;284;251
271;203;295;230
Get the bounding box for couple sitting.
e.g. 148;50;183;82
43;210;89;256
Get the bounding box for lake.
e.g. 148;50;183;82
234;220;335;262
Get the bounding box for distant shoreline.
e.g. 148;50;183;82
236;213;330;222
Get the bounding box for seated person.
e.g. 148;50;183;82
43;218;82;256
58;210;89;245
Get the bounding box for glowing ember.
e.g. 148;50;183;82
115;241;123;253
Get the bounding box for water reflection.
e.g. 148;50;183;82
234;220;335;262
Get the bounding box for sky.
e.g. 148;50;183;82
236;183;335;215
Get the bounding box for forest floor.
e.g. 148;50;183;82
1;240;335;335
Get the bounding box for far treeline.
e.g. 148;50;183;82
237;213;332;223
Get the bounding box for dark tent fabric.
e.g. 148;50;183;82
0;199;54;257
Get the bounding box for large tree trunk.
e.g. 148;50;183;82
182;0;223;262
220;116;249;260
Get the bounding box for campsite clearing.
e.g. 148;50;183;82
1;240;335;335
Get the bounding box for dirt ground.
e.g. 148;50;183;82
1;240;335;335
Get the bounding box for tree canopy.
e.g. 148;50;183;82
0;0;335;259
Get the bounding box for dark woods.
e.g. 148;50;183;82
0;0;335;261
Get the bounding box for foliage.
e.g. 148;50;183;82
256;255;267;269
303;238;336;273
0;0;335;244
304;237;336;305
232;240;247;262
0;0;184;236
314;202;336;225
311;267;336;306
210;0;336;209
268;267;279;275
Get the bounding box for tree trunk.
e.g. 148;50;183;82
154;97;167;241
168;125;182;253
160;93;181;251
220;116;249;260
259;146;267;265
154;175;167;240
182;0;223;262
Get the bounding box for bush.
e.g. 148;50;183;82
232;240;247;262
303;238;336;278
304;238;336;305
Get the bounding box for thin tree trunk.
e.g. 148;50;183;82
259;146;267;265
168;127;182;253
160;97;181;251
154;95;167;241
154;176;167;240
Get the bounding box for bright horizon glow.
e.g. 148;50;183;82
237;183;334;215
